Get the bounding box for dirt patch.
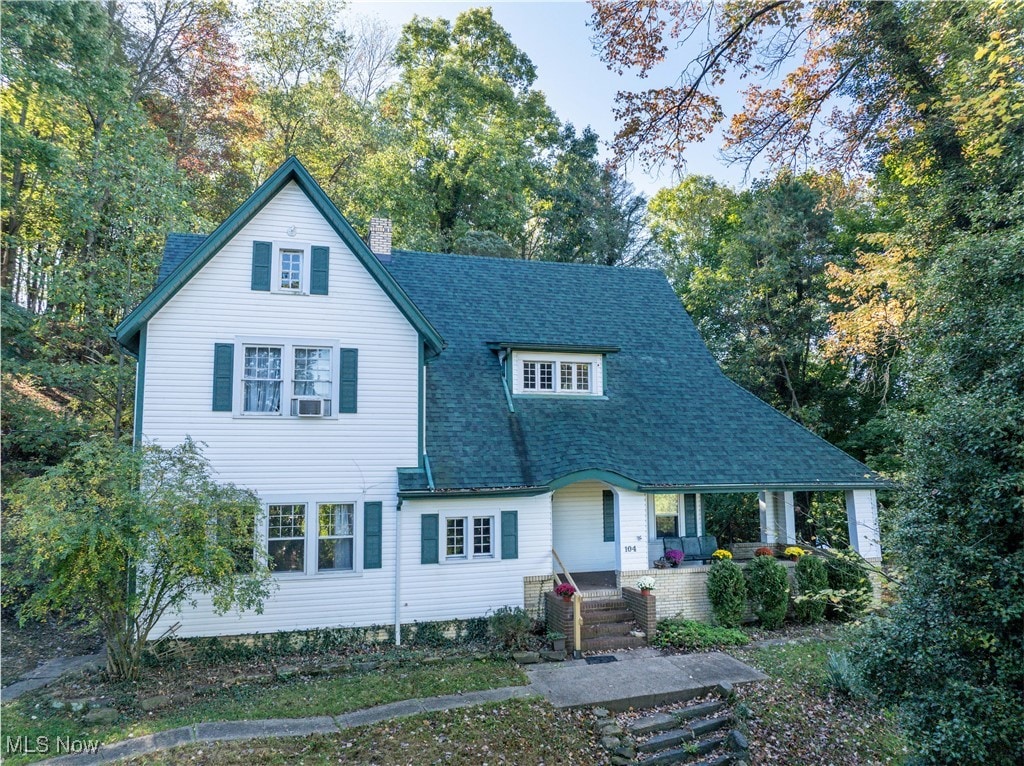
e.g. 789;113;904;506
1;616;103;684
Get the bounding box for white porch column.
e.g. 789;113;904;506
759;491;791;544
782;491;796;545
846;489;882;561
614;488;649;571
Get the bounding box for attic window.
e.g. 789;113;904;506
512;351;603;396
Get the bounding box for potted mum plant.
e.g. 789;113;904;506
665;549;684;567
636;575;656;595
784;546;808;561
711;549;733;561
754;546;776;557
554;583;576;602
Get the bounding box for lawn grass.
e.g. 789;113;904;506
0;658;526;765
122;699;604;765
732;639;908;764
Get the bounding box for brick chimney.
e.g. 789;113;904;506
368;217;392;258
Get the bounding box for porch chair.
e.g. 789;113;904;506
663;536;684;557
681;536;706;563
698;534;719;561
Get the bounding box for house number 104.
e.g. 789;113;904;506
623;545;637;553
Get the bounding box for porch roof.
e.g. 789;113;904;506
384;251;888;495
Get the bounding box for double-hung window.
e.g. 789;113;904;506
291;347;332;416
243;346;283;413
279;248;303;291
318;503;354;571
268;503;305;572
446;516;493;560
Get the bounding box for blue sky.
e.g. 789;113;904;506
353;0;765;198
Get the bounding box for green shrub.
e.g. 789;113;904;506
488;606;533;649
824;549;872;620
793;554;829;624
745;554;790;630
652;619;749;651
707;558;747;627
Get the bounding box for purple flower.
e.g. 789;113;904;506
666;549;684;564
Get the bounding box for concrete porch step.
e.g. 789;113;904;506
583;608;634;624
580;635;647;652
582;621;636;639
581;597;629;612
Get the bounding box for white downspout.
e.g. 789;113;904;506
394;498;402;646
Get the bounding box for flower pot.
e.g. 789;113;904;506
789;555;799;562
641;589;652;597
562;596;572;603
552;639;566;652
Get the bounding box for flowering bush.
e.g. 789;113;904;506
665;549;684;565
636;576;657;591
554;583;576;598
785;546;808;558
754;546;775;557
711;549;733;560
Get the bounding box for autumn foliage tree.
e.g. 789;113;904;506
594;2;1024;762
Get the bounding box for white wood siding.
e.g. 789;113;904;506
143;182;420;636
615;488;650;571
551;482;617;572
400;494;553;622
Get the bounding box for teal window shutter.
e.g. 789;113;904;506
364;501;382;569
339;348;358;413
421;514;439;564
251;241;271;291
212;343;234;411
683;494;698;537
310;245;329;295
501;510;518;560
602;490;615;542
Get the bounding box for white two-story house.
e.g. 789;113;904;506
115;158;886;640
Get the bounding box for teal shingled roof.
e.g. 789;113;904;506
158;233;207;284
148;235;885;493
382;250;886;493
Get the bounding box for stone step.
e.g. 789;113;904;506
629;701;727;735
583;608;634;624
638;727;694;753
676;700;727;722
638;734;728;765
690;714;733;738
582;621;636;639
580;635;647;652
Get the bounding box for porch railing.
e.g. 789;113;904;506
552;548;583;657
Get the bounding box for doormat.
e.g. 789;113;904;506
584;656;617;665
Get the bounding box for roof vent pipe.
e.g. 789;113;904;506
368;217;392;258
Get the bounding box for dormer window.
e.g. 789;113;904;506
512;351;604;396
523;361;553;391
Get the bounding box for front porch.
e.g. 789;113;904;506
551;480;882;577
543;480;883;640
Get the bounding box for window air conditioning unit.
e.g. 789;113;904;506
293;397;325;417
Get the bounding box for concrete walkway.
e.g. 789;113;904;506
1;652;106;703
27;648;765;765
525;648;766;710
